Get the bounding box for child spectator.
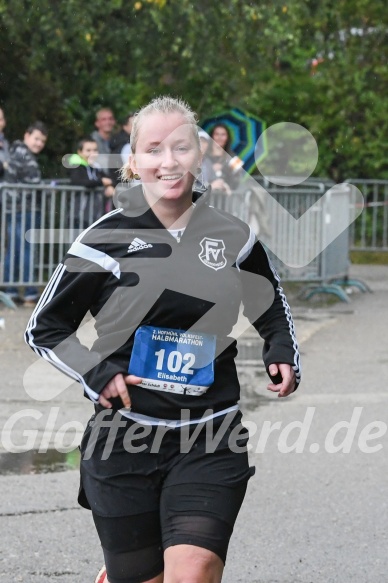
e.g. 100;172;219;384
68;137;114;229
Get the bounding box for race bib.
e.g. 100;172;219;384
128;326;216;396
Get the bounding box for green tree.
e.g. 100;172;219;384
0;0;386;179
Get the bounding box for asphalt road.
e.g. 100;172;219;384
1;264;387;582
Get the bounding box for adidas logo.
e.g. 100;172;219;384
127;237;153;253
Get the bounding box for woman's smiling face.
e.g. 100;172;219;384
130;112;201;206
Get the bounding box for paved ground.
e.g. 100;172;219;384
0;264;387;582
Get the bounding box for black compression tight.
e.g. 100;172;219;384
93;510;236;583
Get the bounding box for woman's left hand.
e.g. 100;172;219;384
267;363;296;397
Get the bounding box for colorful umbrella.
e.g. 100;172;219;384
201;108;266;175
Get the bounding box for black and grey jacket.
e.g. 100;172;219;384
4;140;42;210
25;185;301;420
0;133;10;180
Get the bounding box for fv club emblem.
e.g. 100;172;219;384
199;238;227;271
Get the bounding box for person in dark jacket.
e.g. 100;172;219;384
25;97;300;583
0;107;10;180
68;138;115;230
109;112;136;157
3;121;47;305
109;112;136;184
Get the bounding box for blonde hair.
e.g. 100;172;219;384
121;96;200;181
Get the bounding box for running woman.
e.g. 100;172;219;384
25;96;300;583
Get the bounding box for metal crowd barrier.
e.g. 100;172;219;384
0;179;373;300
208;188;250;223
258;180;373;301
263;183;352;283
0;183;105;287
211;178;363;301
212;178;352;282
346;179;388;251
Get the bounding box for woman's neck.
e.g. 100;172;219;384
144;192;194;230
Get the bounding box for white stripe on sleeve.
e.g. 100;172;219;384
235;227;256;271
67;241;121;279
266;254;302;383
25;264;100;402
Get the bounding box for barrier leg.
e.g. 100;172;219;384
298;283;350;303
0;291;18;309
329;277;372;293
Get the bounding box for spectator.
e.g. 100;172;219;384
110;112;136;184
207;125;270;238
3;121;48;306
110;112;136;161
91;108;116;174
0;107;10;180
68;137;114;229
206;124;242;195
193;129;212;191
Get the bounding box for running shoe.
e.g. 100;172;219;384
94;565;107;583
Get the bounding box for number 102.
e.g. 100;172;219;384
155;349;195;375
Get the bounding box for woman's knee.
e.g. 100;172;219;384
163;544;223;583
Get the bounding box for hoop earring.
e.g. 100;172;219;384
195;168;207;192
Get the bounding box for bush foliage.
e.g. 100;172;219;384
0;0;387;179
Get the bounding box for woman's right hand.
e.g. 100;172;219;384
104;185;115;197
98;373;142;409
211;178;227;190
211;178;231;195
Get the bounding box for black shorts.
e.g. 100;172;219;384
78;409;254;574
